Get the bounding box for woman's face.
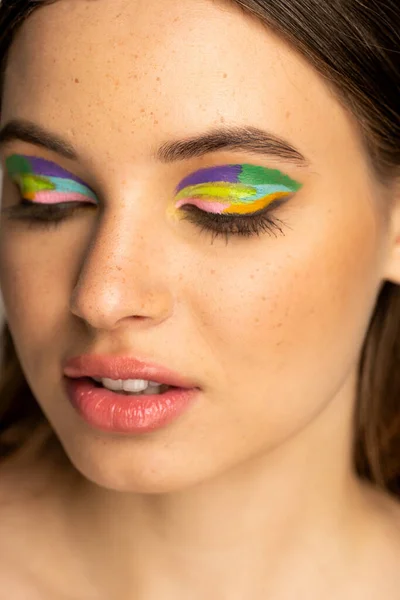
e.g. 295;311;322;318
0;0;396;492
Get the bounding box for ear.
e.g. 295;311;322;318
382;180;400;285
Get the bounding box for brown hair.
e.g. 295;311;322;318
0;0;399;493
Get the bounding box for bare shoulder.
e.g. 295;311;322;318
359;483;400;597
0;456;51;598
0;445;61;547
0;563;47;600
0;447;83;599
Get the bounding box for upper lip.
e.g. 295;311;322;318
63;354;199;389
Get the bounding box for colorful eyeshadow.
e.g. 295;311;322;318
170;164;302;217
5;154;98;204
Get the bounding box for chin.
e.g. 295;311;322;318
54;425;221;495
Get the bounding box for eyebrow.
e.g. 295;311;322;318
0;119;77;160
156;125;309;166
0;119;309;167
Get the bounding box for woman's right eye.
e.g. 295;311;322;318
1;153;101;229
3;153;99;221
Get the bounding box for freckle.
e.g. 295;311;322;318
285;110;290;119
261;296;266;301
140;108;145;113
223;73;227;78
156;76;160;81
74;77;80;83
210;269;215;275
154;120;159;125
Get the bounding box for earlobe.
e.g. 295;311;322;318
383;181;400;285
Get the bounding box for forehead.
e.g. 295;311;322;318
1;0;356;168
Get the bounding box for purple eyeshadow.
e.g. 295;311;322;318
176;165;242;193
23;156;88;187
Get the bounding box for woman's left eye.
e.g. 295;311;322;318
178;201;291;245
172;164;301;244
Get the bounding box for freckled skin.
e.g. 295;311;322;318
0;0;398;495
0;3;400;573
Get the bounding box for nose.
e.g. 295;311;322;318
69;212;174;331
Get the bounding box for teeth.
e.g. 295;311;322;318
122;379;154;393
101;378;125;391
95;377;164;394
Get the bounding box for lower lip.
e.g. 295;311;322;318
64;377;199;434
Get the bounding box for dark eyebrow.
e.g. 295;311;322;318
156;125;309;167
0;119;77;160
0;119;309;167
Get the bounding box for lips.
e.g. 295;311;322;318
63;354;200;390
64;377;200;433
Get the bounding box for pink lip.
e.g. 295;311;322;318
64;377;199;434
62;354;201;433
63;354;199;389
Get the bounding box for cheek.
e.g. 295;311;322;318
186;189;383;425
0;228;81;376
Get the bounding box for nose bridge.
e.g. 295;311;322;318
69;210;172;329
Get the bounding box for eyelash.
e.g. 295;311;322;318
2;194;290;243
179;203;289;244
2;199;96;230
